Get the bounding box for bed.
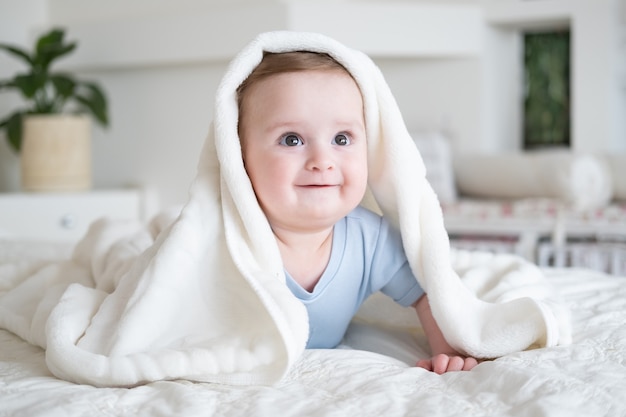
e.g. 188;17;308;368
413;132;626;277
1;238;625;417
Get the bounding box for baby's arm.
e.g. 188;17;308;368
413;295;478;374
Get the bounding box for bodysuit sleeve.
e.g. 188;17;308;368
369;215;424;307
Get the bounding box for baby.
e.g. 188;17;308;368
236;51;477;374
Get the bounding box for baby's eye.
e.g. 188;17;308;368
333;133;351;146
280;134;303;146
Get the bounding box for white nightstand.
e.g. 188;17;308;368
0;189;149;242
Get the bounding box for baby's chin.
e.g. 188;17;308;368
267;210;351;234
262;190;365;231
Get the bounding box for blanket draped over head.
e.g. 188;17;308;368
0;31;571;387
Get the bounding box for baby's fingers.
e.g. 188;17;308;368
415;359;433;371
431;353;453;374
462;357;479;371
443;355;479;372
416;355;479;374
430;354;479;374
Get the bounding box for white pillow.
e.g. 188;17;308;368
453;150;613;210
411;131;458;204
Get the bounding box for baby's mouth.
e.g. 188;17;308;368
300;184;337;188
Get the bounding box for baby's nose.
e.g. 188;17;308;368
306;145;335;171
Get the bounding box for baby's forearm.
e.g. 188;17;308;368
414;294;479;373
414;294;458;355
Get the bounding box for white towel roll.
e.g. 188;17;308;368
454;150;613;210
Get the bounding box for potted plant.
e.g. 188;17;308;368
0;28;109;191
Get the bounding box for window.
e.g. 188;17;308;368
523;31;571;149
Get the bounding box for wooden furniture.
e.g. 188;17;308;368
0;189;147;242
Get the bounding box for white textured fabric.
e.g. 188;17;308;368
0;31;570;387
0;240;623;417
454;150;613;210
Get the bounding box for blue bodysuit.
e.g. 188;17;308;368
285;206;424;348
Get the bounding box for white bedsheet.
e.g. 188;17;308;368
0;241;624;417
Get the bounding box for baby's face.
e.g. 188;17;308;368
239;69;368;233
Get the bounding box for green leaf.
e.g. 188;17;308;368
51;74;76;98
75;82;109;126
34;29;76;71
0;43;33;66
38;29;64;45
36;29;64;54
0;112;24;152
38;43;76;71
12;73;46;98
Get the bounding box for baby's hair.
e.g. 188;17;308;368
237;51;352;123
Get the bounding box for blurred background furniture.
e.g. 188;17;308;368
0;188;153;242
414;132;626;276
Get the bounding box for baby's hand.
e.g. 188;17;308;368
416;353;478;374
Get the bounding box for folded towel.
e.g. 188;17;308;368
454;151;613;210
0;31;571;387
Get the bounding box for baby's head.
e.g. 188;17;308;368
237;52;349;120
236;51;368;233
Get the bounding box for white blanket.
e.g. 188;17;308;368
0;31;571;387
1;264;624;417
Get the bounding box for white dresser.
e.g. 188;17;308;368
0;189;147;242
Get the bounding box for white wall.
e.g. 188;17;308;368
0;0;485;208
378;58;483;151
479;26;523;153
1;0;624;209
572;0;626;152
86;63;223;206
